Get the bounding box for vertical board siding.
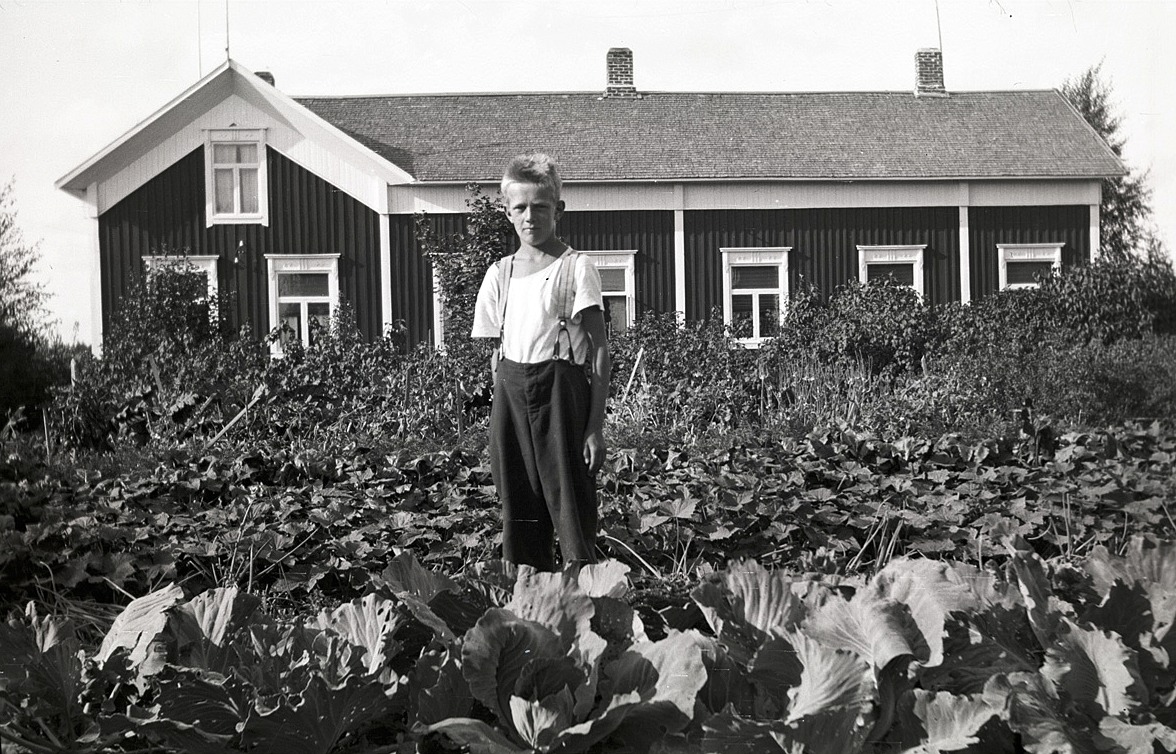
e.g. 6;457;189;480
387;213;458;348
683;210;791;321
560;210;676;316
684;207;960;320
968;205;1090;299
788;207;959;307
98;146;382;339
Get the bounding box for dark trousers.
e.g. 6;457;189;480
490;358;597;571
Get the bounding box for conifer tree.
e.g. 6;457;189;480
1061;63;1155;259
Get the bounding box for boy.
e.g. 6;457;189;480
471;153;611;572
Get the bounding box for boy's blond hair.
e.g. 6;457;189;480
500;153;562;199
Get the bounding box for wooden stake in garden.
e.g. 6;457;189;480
621;346;645;403
207;383;267;447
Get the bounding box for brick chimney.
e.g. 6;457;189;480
605;48;638;98
914;49;946;97
255;71;275;87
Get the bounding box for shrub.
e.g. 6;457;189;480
1036;250;1176;344
929;287;1064;361
774;278;934;376
415;184;513;352
52;262;267;449
888;333;1176;438
608;311;762;445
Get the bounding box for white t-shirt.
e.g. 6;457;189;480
471;250;604;364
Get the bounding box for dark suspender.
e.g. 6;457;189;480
496;249;579;365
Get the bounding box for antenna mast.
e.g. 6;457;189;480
934;0;944;52
197;0;203;75
225;0;231;62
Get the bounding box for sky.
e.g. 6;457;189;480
2;0;1173;345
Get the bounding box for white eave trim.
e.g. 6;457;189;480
56;60;234;194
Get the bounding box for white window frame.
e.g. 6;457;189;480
582;249;637;334
721;247;790;348
266;254;340;353
857;244;926;297
205;128;269;227
143;254;219;302
998;243;1063;290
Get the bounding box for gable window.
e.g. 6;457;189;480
582;250;637;335
858;245;925;297
143;254;219;302
266;254;340;352
205;128;268;226
998;243;1063;290
722;247;790;347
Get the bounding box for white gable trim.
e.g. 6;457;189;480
90;92;395;215
58;60;413;215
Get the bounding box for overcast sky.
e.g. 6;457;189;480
2;0;1173;344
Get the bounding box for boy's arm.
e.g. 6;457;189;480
579;307;610;474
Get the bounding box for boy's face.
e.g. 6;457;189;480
503;181;564;249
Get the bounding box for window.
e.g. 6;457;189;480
998;243;1063;290
143;254;219;303
857;245;926;297
722;247;790;347
582;250;637;335
205;128;268;226
266;254;340;352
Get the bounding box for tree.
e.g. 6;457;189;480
0;179;50;336
1061;63;1155;259
415;184;513;350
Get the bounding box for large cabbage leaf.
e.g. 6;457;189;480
242;672;394;754
96;582;185;672
379;550;459;601
377;551;475;640
774;707;872;754
871;558;1013;667
0;608;85;748
1081;536;1176;649
896;690;1000;754
691;560;828;664
785;631;874;722
748;635;803;709
578;559;632;599
688;632;757;717
1081;579;1175;704
409;645;472;726
510;687;577;750
702;711;794;754
311;593;406;681
460;607;565;739
804;588;928;671
506;566;595;646
983;672;1096;754
920;605;1040;695
170;586;261;672
1086;536;1176;642
424;718;530;754
1007;538;1075;649
141;667;252;753
558;631;707;754
1040;617;1147;719
1095;718;1176;754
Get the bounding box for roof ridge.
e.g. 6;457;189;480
294;89;1061;100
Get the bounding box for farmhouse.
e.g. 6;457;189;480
57;48;1124;350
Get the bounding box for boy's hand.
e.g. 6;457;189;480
583;429;606;474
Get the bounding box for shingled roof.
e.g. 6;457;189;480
297;89;1125;182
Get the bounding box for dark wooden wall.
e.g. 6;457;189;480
99;146;382;339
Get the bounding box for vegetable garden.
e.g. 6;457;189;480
4;246;1176;753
